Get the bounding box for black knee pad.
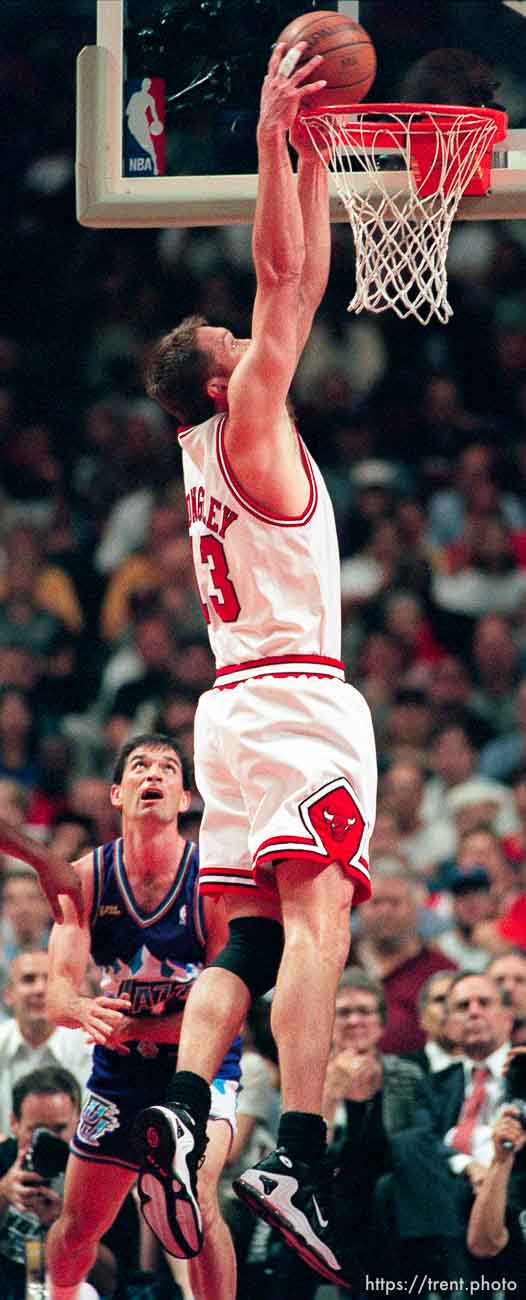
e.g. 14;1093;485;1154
209;916;284;1001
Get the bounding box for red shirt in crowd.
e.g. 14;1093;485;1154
379;945;458;1055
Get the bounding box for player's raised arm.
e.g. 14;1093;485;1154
0;817;84;925
47;855;131;1042
293;134;331;357
226;44;326;449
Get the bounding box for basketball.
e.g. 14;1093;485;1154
276;10;376;110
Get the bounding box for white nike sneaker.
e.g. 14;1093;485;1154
132;1104;206;1259
233;1146;353;1289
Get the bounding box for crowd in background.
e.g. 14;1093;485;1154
3;3;526;1298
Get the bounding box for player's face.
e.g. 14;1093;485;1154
111;746;189;824
198;325;251;377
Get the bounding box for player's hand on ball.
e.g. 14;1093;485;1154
258;42;327;138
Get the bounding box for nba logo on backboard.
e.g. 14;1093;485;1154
124;78;165;177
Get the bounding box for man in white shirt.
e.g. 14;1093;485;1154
0;950;91;1135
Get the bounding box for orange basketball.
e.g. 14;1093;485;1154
276;9;376;110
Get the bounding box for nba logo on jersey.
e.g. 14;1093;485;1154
124;78;165;177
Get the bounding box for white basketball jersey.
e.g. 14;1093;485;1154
178;413;342;669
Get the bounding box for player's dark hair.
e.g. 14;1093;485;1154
112;732;191;790
12;1066;81;1119
145;314;218;425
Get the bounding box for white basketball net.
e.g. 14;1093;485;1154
300;107;501;325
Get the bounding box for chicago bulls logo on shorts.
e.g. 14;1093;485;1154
300;778;367;869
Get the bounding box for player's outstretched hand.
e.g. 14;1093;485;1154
0;817;85;925
81;995;133;1053
258;41;327;139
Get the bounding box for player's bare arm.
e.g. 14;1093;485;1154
294;144;331;356
0;816;84;925
47;853;132;1044
224;43;327;515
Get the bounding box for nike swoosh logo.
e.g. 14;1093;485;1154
312;1194;329;1229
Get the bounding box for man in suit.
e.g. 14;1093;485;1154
406;970;460;1075
367;971;514;1289
431;971;513;1196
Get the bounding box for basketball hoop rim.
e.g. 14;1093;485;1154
299;102;508;142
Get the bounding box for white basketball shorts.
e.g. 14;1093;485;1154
194;655;377;905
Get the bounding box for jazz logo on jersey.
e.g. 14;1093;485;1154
77;1091;120;1147
123;78;165;177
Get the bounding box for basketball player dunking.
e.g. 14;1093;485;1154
45;734;241;1300
133;45;377;1288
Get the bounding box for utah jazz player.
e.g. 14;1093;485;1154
46;733;240;1300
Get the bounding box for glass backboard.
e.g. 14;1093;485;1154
77;0;526;227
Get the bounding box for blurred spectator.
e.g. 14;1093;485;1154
432;513;526;619
2;425;63;526
0;524;83;635
341;459;399;557
382;689;434;764
445;774;520;845
69;778;118;845
427;655;493;746
470;614;519;738
487;951;526;1046
25;736;73;833
434;869;494;973
97;603;179;718
354;632;405;730
93;402;176;576
480;678;526;782
382;759;451;871
100;496;189;642
356;863;457;1054
0;871;50;967
0;689;38;788
48;813;97;863
0;951;91;1135
422;723;481;829
383;591;446;675
405;970;460;1073
341;518;402;611
427;443;525;550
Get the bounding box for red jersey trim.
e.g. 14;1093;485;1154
214;654;345;688
216;414;318;527
254;841;371;904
